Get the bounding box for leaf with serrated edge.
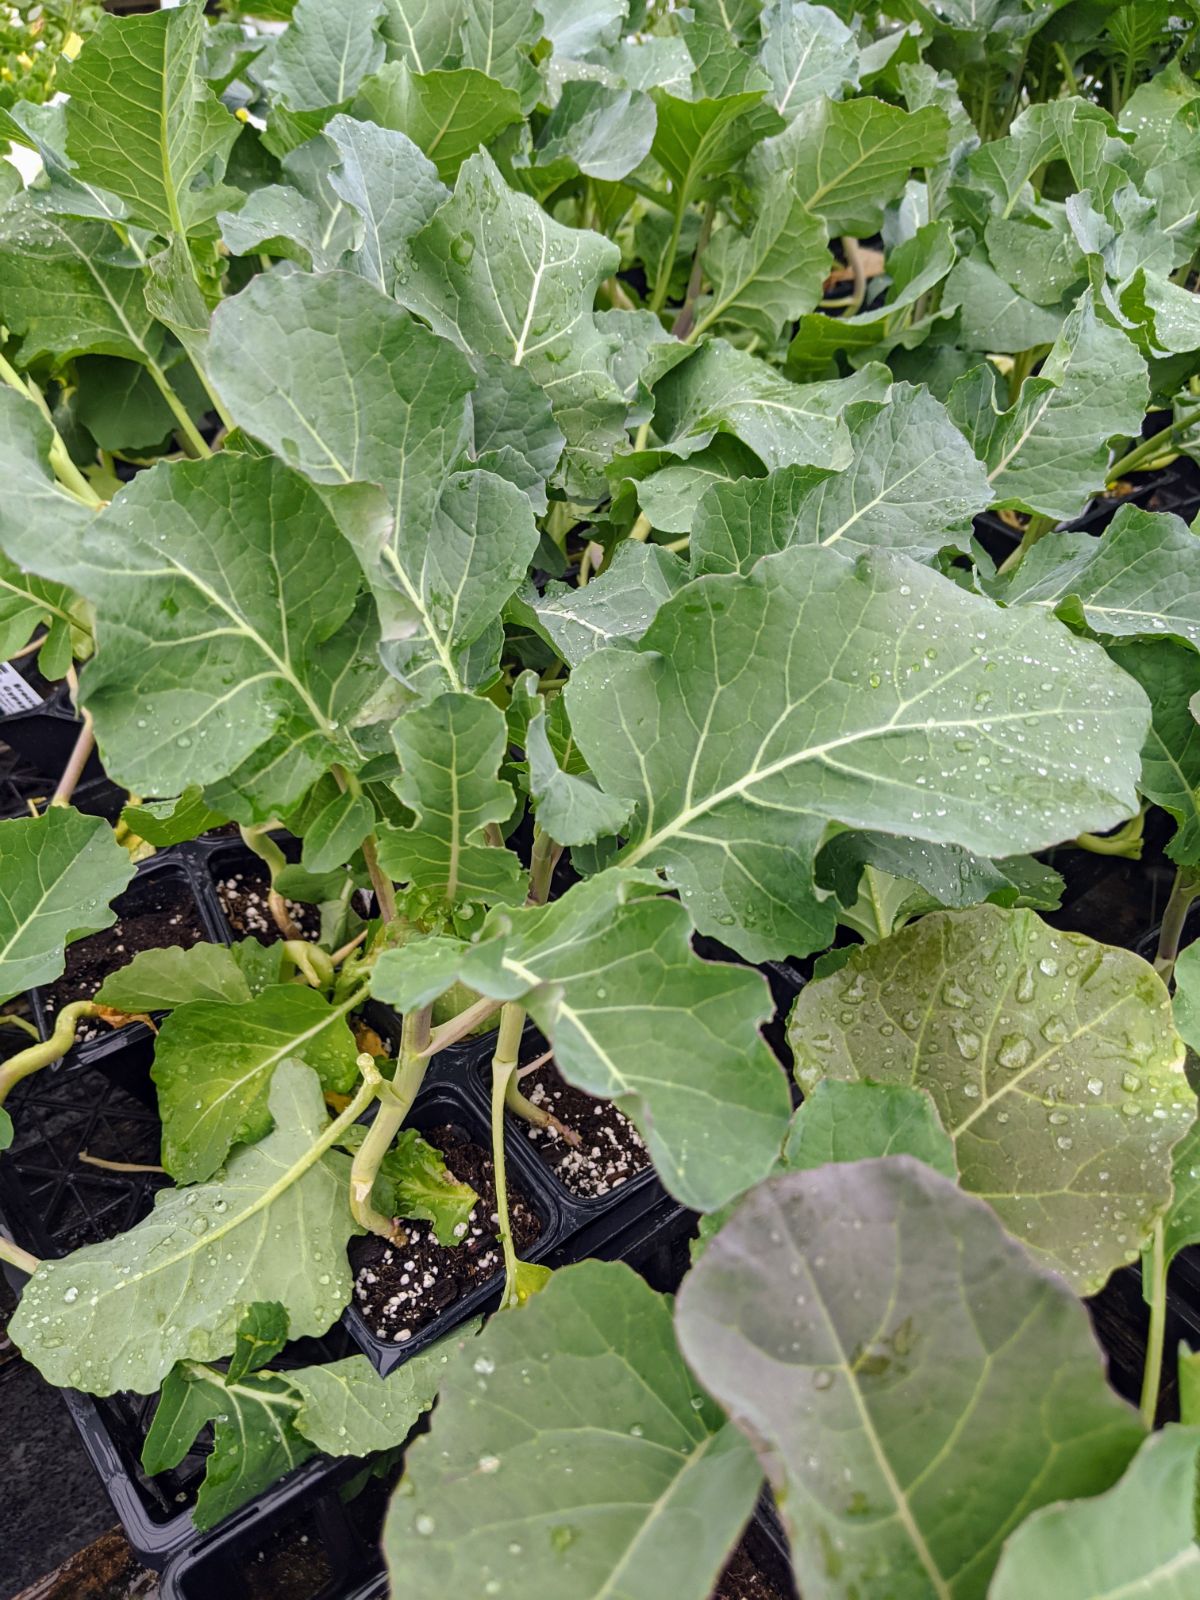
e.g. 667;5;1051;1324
0;810;135;1005
152;985;362;1184
788;905;1192;1291
990;1427;1200;1600
353;63;523;184
509;542;687;667
10;1062;357;1394
566;544;1149;962
263;0;385;112
385;1262;762;1599
371;871;790;1211
677;1160;1146;1600
690;385;990;574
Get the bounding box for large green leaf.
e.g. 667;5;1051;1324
263;0;385;112
385;1262;762;1599
0;389;95;564
371;871;791;1211
694;171;829;343
752;95;950;235
758;0;858;118
322;114;448;294
376;692;526;908
947;297;1149;521
394;150;625;497
0;809;136;1005
689;384;991;573
62;1;240;237
565;544;1149;962
989;1427;1200;1600
353;62;523;182
152;985;362;1184
676;1159;1146;1600
1000;507;1200;650
3;452;385;799
208;270;538;692
0;204;165;370
649;89;770;209
10;1062;358;1394
95;942;252;1012
788;905;1192;1292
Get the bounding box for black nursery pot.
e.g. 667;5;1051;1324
0;672;102;784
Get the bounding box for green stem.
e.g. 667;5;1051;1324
505;1067;581;1147
0;353;104;507
282;940;334;990
648;188;691;315
236;823;302;939
996;513;1056;576
0;1233;40;1276
1073;810;1145;859
0;1002;101;1108
361;834;397;924
0;1015;40;1042
490;1002;527;1311
50;706;95;809
671;201;715;341
1053;42;1079;97
528;826;561;907
145;360;212;458
422;995;503;1057
1154;866;1200;981
1140;1218;1167;1428
349;1007;431;1238
1107;404;1200;482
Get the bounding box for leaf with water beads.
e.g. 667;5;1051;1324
787;904;1193;1292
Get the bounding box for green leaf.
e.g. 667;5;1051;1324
694;172;829;343
651;344;888;472
788;905;1192;1292
152;984;362;1184
1173;940;1200;1056
353;62;523;183
509;541;687;666
300;789;374;874
95;943;252;1012
532;81;658;187
384;1261;763;1598
7;453;385;799
689;384;991;573
752;95;950;235
757;0;858;119
1152;1118;1200;1283
63;1;240;237
394;150;625;498
676;1159;1146;1600
1109;643;1200;863
947;297;1149;522
119;788;227;847
371;871;791;1212
226;1300;290;1382
322;114;448;294
0;555;84;677
263;0;385;112
338;1123;477;1244
816;832;1064;925
379;0;463;71
650;89;771;210
537;0;627;57
515;674;634;847
1182;1349;1200;1426
0;1107;12;1152
0;203;165;370
943;250;1066;356
376;693;526;908
989;1427;1200;1600
10;1061;358;1395
1000;507;1200;651
287;1346;446;1453
0;389;95;567
566;545;1149;962
457;0;541;97
208;270;539;693
0;809;136;1006
786;1079;956;1177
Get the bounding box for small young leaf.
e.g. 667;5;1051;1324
0;810;136;1005
10;1062;357;1394
337;1124;478;1244
385;1262;763;1599
1109;643;1200;863
153;985;362;1183
784;1079;956;1177
989;1426;1200;1600
676;1160;1146;1600
300;789;374;875
226;1301;290;1383
119;789;227;848
788;905;1192;1292
508;542;687;667
757;0;858;119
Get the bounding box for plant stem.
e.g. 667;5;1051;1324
282;939;334;989
504;1069;581;1147
0;353;104;508
490;1001;527;1310
629;512;652;543
144;360;211;458
648;187;691;316
1073;810;1145;859
50;707;95;808
329;930;367;968
236;823;302;939
1154;866;1200;981
996;513;1056;575
528;826;561;907
78;1151;166;1174
422;995;503;1056
1107;403;1200;481
0;1001;101;1107
1140;1217;1167;1428
349;1007;431;1239
0;1015;40;1042
361;834;397;922
0;1233;40;1276
839;236;868;317
671;201;715;341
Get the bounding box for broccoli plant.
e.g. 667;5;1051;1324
0;0;1199;1591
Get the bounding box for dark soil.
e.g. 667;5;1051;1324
242;1521;334;1600
713;1544;787;1600
213;861;320;943
41;872;208;1039
516;1058;649;1198
352;1123;542;1342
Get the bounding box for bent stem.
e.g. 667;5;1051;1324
996;513;1056;575
237;823;302;940
1074;809;1145;859
349;1007;431;1239
50;707;95;809
422;994;503;1057
1141;1218;1167;1427
1154;866;1200;981
282;940;334;990
0;1001;101;1108
490;1001;527;1310
0;1232;40;1276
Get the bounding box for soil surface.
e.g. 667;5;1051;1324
517;1058;649;1198
241;1525;334;1600
213;861;320;943
352;1123;542;1341
41;873;208;1038
713;1544;787;1600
